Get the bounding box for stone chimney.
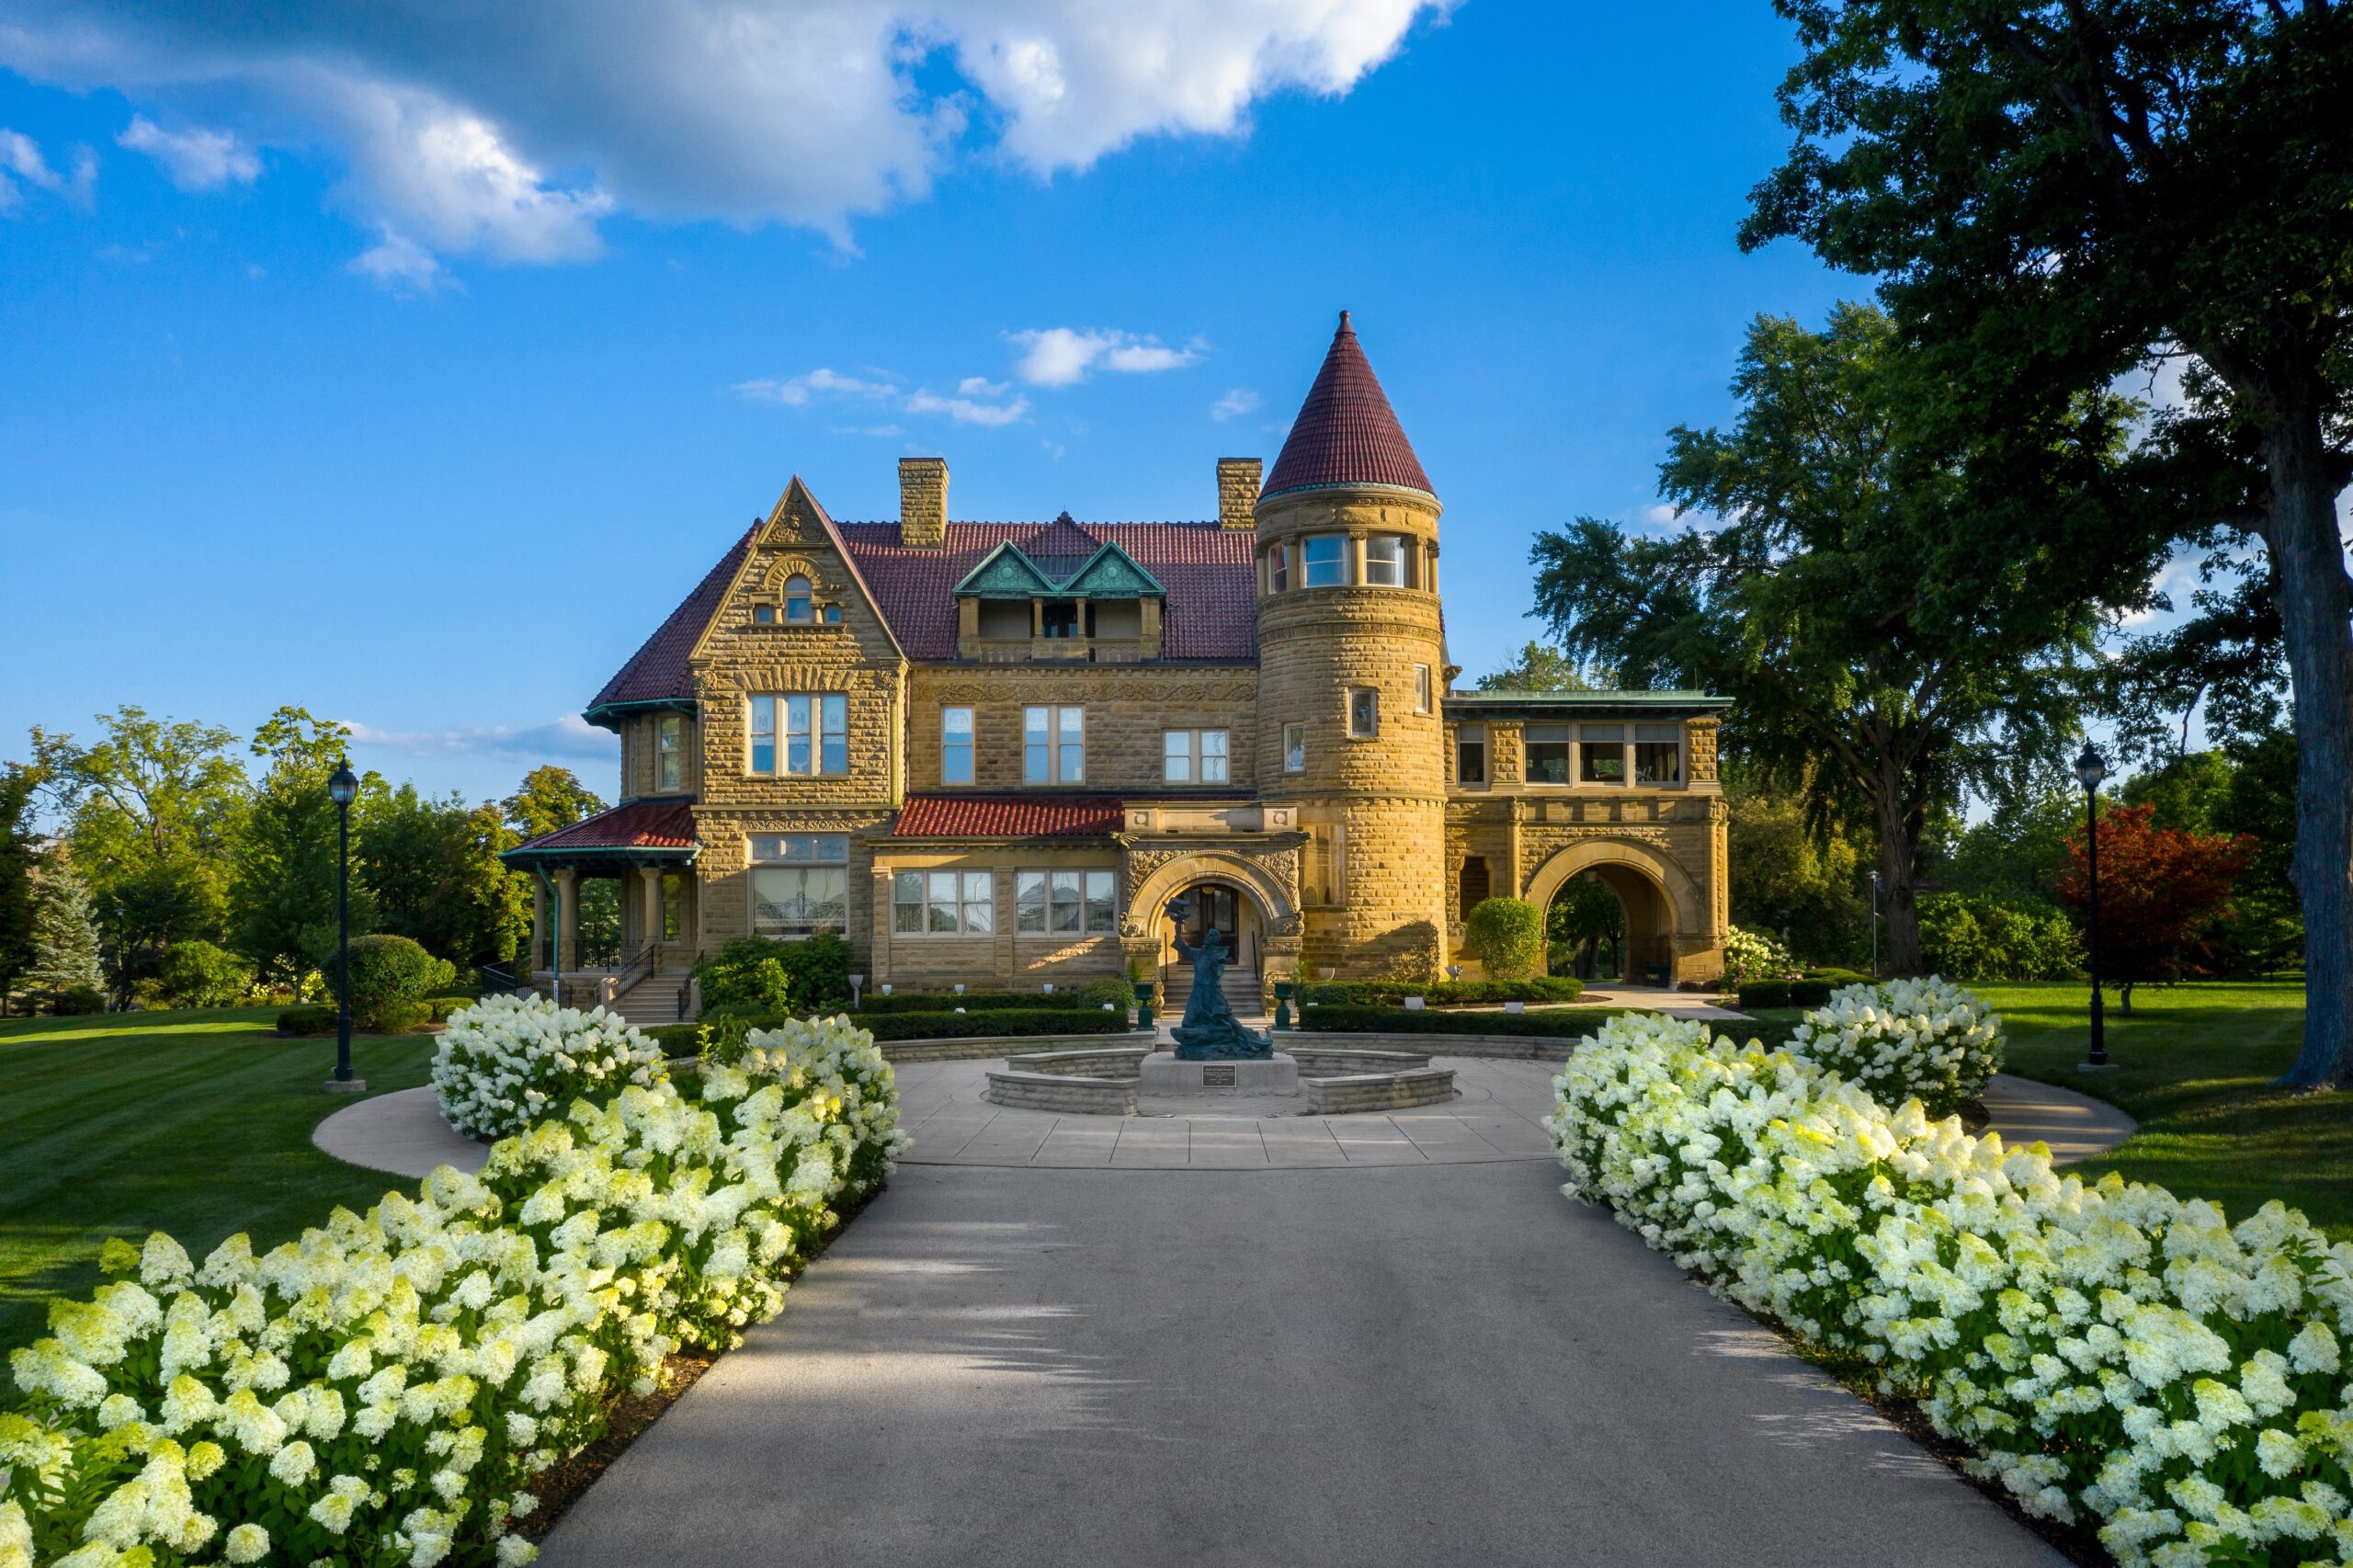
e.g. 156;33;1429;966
899;456;947;547
1217;457;1261;530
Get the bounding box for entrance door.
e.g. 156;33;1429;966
1177;884;1242;957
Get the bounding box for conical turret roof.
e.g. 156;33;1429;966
1263;312;1434;501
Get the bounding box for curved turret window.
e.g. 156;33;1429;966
1302;535;1346;586
784;574;813;622
1364;535;1405;586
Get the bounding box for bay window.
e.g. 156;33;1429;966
749;834;848;937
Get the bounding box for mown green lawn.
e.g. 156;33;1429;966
1749;980;2344;1242
0;1007;436;1359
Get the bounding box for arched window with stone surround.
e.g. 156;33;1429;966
784;574;813;622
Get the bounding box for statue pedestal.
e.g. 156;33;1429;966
1139;1051;1299;1097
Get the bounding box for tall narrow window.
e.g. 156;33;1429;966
1580;724;1627;784
1364;535;1405;586
1302;534;1347;586
1634;723;1683;785
784;574;813;623
750;695;847;776
941;707;974;785
1023;706;1084;783
1267;545;1290;594
1283;722;1306;773
655;713;685;792
660;872;684;940
1414;665;1432;713
1525;724;1570;785
1347;688;1379;739
1457;725;1487;785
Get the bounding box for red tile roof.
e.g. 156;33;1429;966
1264;312;1434;500
835;519;1256;661
892;793;1128;838
510;799;700;855
588;526;757;710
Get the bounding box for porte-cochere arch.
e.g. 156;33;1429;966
1522;836;1720;985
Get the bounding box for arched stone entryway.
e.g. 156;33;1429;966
1523;838;1710;986
1120;848;1304;1000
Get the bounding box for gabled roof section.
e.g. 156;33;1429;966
588;525;758;714
502;799;701;862
951;530;1167;601
1264;311;1435;501
1062;540;1164;598
953;540;1063;598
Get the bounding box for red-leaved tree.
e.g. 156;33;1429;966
2057;802;2256;1012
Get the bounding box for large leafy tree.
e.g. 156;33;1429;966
501;766;605;843
29;707;246;989
0;762;43;994
1474;642;1606;693
1743;0;2352;1082
358;785;531;969
1531;304;2161;973
2058;801;2256;1009
231;707;377;983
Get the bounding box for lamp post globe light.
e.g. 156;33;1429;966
325;762;366;1094
2074;742;2113;1074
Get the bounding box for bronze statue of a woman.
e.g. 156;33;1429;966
1166;900;1271;1061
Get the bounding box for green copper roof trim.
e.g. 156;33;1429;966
582;697;697;733
1442;689;1731;710
498;844;701;867
1059;540;1165;599
952;539;1166;600
952;541;1061;598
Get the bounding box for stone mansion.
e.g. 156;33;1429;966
506;315;1730;1006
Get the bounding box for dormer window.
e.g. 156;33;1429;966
784;575;813;623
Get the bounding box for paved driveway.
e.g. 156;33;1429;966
540;1161;2066;1568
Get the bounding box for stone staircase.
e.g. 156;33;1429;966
1163;967;1263;1022
603;975;688;1030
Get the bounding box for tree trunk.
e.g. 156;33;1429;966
2256;405;2353;1089
1873;775;1926;975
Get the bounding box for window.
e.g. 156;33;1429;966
784;574;813;623
1347;688;1379;739
660;872;684;941
1163;729;1229;784
1364;534;1405;586
822;604;843;624
1458;857;1491;915
1040;599;1080;639
1024;706;1084;783
1302;534;1347;586
1457;725;1487;785
1414;665;1432;713
1526;724;1571;785
1283;722;1306;773
655;713;685;792
894;869;993;935
1303;824;1347;907
941;707;974;786
1634;722;1684;785
753;604;776;625
1580;724;1627;784
1015;869;1117;935
750;695;848;777
1267;545;1290;594
749;834;848;937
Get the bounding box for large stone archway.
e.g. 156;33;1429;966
1120;846;1304;984
1523;836;1717;985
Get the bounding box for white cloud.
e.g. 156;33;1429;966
0;1;1446;265
350;228;451;294
0;128;96;212
117;115;259;189
1211;387;1259;421
1009;326;1198;385
958;374;1009;396
734;367;900;406
906;387;1030;425
343;713;612;760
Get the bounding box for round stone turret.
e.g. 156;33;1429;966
1256;313;1450;980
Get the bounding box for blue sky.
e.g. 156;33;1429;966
0;2;1859;808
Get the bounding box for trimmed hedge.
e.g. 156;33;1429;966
654;1006;1131;1054
1296;977;1586;1007
1734;979;1836;1010
1801;967;1872;986
275;1004;337;1036
275;999;451;1035
1293;1004;1620;1038
855;990;1096;1015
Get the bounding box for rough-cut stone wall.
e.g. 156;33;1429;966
1217;458;1261;530
905;665;1257;793
898;457;946;547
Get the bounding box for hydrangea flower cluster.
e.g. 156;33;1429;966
1;1013;908;1568
432;994;669;1142
1721;925;1796;984
1785;976;2005;1118
1548;1013;2353;1568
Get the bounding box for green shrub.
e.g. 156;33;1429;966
426;995;469;1024
1462;897;1545;982
322;933;451;1033
1295;977;1585;1006
53;985;106;1016
1916;893;2082;982
693;937;793;1015
1073;975;1136;1013
671;1006;1129;1043
778;929;855;1007
1802;967;1872;986
857;990;1097;1015
275;1004;337;1036
154;939;256;1008
1736;979;1835;1010
1292;1004;1619;1038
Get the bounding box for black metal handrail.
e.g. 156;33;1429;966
612;941;661;998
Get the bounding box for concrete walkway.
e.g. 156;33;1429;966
1980;1074;2137;1165
311;1084;487;1177
537;1160;2068;1568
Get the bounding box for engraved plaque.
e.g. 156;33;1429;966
1201;1065;1237;1087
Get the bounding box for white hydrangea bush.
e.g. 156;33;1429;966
1;1015;909;1568
1547;1013;2353;1568
433;994;668;1141
1786;976;2005;1118
1720;924;1796;985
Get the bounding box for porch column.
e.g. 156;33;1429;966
530;878;549;973
553;869;580;974
640;867;664;955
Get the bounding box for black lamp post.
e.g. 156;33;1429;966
2074;743;2111;1072
327;762;362;1091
